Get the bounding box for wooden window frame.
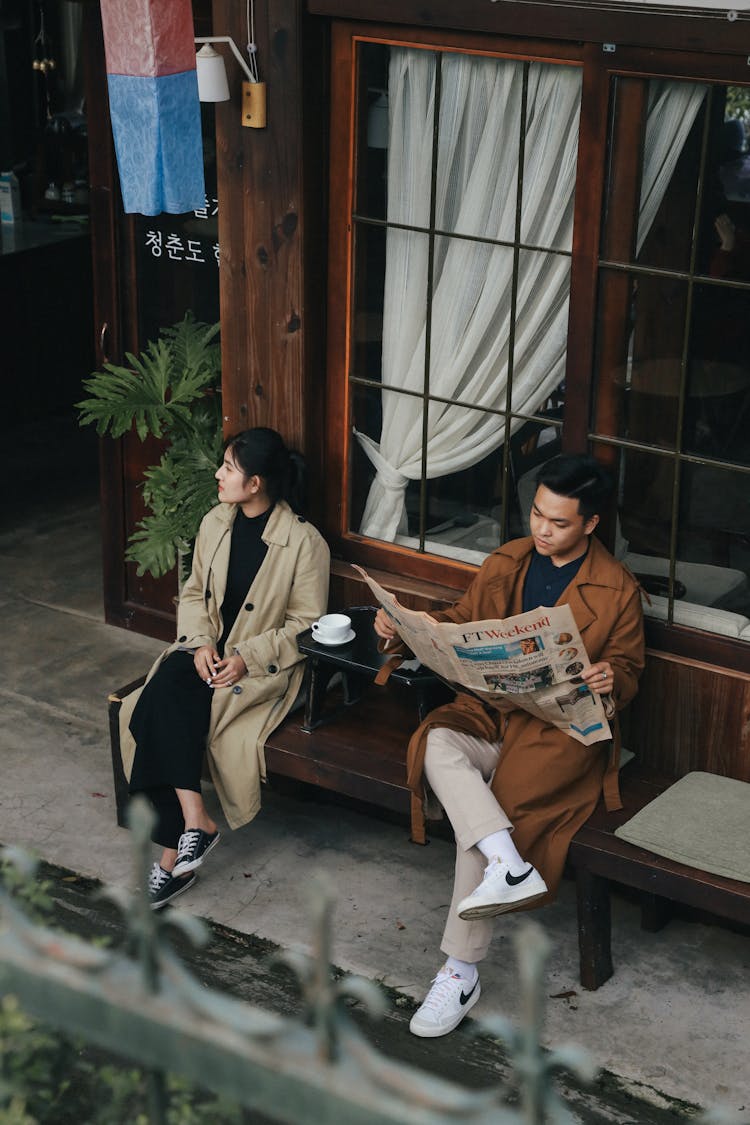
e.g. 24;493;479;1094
324;20;750;671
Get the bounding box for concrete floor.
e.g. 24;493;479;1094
1;429;749;1121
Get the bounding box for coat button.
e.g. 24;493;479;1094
268;664;278;674
297;515;306;523
178;635;187;642
245;602;254;611
206;590;212;599
232;685;243;695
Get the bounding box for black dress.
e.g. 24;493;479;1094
129;505;273;847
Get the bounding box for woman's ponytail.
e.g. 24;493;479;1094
285;449;307;514
225;427;308;513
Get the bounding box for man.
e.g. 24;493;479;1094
375;454;644;1037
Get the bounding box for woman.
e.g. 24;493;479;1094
118;428;330;908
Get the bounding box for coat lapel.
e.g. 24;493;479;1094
560;580;597;635
206;508;234;610
485;540;533;618
557;535;623;636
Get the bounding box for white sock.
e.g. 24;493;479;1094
445;956;477;983
476;828;527;875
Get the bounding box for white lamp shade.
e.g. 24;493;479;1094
196;44;230;103
367;91;389;149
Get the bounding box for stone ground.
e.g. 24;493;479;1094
1;416;749;1123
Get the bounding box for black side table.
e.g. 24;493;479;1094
296;606;448;732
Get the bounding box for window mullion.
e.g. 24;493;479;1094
418;53;442;552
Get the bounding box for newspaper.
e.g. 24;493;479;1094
353;565;611;746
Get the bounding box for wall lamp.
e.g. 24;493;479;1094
194;36;266;128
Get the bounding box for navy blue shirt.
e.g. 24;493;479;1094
522;546;587;614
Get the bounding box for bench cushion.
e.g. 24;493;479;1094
614;771;750;884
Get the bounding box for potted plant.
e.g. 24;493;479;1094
77;313;222;582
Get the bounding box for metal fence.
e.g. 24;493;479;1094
0;799;736;1124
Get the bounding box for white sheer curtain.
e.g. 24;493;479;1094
638;81;707;253
356;52;705;543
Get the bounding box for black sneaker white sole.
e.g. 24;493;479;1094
150;871;197;910
172;829;221;877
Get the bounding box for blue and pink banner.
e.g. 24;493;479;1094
100;0;205;216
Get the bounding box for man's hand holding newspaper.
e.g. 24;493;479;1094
356;565;612;746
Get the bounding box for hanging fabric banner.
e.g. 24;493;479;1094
99;0;205;216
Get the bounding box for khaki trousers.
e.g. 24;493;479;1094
423;727;513;964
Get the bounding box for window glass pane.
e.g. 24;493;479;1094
591;269;636;437
348;44;579;564
635;80;706;273
593;270;687;448
510;428;563;539
520;64;581;253
673;462;750;634
686;285;750;466
601;76;708;272
351;219;386;383
350;381;386;536
435;53;521;241
719;91;750;203
380;46;436;230
428;236;512;406
422;402;506;563
354;41;391;223
511;249;571;413
618;447;676;561
433;56;581;251
381;226;430;394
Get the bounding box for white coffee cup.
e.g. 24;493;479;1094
312;613;352;643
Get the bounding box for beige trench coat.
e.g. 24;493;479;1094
119;500;330;829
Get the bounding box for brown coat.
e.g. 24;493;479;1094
406;534;644;903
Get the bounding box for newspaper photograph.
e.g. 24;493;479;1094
353;565;611;746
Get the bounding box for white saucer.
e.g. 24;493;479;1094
314;628;356;646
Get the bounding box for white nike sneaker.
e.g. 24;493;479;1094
409;967;481;1038
457;857;548;920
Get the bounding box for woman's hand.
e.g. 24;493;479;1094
194;645;221;683
208;653;247;689
715;213;736;253
581;662;614;696
374;608;399;642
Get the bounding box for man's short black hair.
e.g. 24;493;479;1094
534;454;613;520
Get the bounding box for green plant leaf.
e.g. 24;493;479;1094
77;315;223;580
126;425;223;578
76;314;221;443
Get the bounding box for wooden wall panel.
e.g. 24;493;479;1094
213;0;329;526
621;651;750;781
308;0;750;56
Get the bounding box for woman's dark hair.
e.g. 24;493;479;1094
224;427;307;512
535;454;613;520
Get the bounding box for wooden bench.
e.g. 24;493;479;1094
264;678;435;842
110;645;750;989
568;760;750;990
108;668;448;843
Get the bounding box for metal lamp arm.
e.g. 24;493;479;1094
194;36;256;84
